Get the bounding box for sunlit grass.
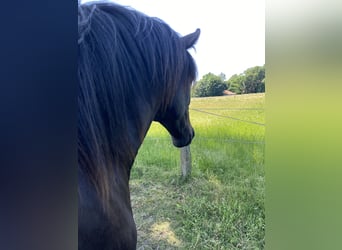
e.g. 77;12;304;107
131;93;265;249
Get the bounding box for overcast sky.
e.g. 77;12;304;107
80;0;265;80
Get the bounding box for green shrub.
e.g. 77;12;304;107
193;73;227;97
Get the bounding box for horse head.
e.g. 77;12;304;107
155;29;200;147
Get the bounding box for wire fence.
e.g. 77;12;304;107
143;105;265;145
145;104;266;145
144;137;265;145
190;108;264;111
190;108;266;126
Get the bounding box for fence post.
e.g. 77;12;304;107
180;145;191;179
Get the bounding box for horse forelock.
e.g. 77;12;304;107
78;2;197;212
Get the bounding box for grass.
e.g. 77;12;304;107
130;93;265;249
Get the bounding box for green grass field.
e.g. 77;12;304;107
130;93;265;249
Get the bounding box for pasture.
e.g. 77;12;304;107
130;93;265;249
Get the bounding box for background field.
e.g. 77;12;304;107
130;93;265;249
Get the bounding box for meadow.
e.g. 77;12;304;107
130;93;265;249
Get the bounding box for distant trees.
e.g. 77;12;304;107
227;65;265;94
192;65;265;97
226;74;245;94
192;72;227;97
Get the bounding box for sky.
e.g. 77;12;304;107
80;0;265;80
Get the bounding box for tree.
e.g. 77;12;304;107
225;65;265;94
193;73;227;97
243;66;265;93
226;74;245;94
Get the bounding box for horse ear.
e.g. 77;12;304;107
182;28;200;49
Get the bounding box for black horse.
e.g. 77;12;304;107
78;2;200;249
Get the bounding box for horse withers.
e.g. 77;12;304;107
78;2;200;249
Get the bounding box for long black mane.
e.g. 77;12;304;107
78;2;197;210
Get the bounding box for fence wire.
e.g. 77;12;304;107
144;137;264;145
190;108;266;126
190;108;264;111
143;105;265;145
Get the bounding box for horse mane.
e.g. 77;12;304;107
78;1;197;211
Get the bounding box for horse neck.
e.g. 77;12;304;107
116;86;166;180
124;101;156;168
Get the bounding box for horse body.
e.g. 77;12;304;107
78;167;136;250
78;2;200;249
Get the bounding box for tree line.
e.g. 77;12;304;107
192;65;265;97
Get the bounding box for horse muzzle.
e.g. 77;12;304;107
171;127;195;148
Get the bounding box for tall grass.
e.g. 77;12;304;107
130;93;265;249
